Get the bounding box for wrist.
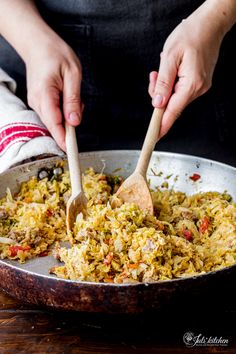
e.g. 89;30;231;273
0;0;63;65
23;25;64;65
193;0;236;39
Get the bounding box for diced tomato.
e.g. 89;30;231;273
103;253;113;265
24;197;32;203
38;251;49;257
9;245;31;257
46;208;54;217
120;272;128;279
183;229;193;241
199;216;209;234
104;277;113;283
189;173;201;182
128;263;139;269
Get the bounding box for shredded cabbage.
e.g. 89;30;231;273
0;166;235;282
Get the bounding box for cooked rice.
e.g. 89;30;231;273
0;166;235;282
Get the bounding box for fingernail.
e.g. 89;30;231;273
153;94;164;106
69;112;80;124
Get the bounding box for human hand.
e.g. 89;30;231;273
148;1;232;138
26;34;83;151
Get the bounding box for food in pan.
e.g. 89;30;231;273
0;166;235;283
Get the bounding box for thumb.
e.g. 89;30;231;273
152;53;177;108
63;69;82;126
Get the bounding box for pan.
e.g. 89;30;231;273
0;150;236;313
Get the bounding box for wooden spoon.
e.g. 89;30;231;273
65;123;87;232
115;108;164;214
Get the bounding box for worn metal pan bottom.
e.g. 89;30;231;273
0;150;236;313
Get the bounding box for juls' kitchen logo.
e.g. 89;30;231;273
183;332;229;347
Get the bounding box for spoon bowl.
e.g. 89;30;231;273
115;108;164;213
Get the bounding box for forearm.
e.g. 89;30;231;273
0;0;59;63
209;0;236;30
189;0;236;39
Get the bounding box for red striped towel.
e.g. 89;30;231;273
0;69;64;172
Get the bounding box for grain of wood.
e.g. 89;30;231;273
0;291;235;353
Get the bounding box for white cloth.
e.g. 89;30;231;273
0;68;64;173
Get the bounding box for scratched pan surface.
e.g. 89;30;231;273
0;150;236;313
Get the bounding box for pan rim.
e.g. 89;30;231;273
1;257;235;287
1;149;236;176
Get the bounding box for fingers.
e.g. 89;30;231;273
25;38;83;151
159;73;207;138
159;78;189;137
40;86;66;151
149;48;212;139
27;65;83;151
28;81;66;151
148;71;158;98
63;66;82;126
151;53;177;108
27;66;83;151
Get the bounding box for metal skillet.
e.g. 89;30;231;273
0;150;236;313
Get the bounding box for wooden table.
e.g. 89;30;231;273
0;289;235;354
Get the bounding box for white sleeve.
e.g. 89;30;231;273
0;68;64;173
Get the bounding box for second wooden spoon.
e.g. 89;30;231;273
115;107;164;214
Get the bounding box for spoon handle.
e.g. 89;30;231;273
65;123;82;196
135;108;164;177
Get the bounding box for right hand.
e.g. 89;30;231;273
26;34;83;151
148;0;236;139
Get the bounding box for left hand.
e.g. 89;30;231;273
148;2;230;138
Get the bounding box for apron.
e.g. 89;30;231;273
0;1;236;163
